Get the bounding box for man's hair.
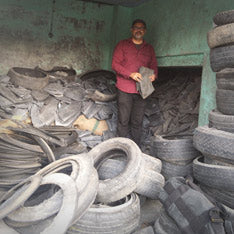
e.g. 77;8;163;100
131;19;146;29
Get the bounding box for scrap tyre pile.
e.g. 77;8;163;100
193;8;234;216
0;134;165;234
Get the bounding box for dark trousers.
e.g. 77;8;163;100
117;89;146;146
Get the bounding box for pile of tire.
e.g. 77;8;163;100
0;137;165;234
192;9;234;211
151;135;200;180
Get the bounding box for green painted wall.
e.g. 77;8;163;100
132;0;234;67
131;0;233;126
0;0;116;74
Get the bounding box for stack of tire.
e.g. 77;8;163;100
151;135;200;180
193;9;234;210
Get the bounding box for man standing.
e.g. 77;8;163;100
112;19;158;146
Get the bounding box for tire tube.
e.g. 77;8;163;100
89;137;143;203
193;156;234;192
207;23;234;49
193;126;234;163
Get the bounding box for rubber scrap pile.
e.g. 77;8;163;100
0;67;118;149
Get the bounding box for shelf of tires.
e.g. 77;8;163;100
193;9;234;211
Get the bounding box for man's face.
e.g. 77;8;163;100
131;22;146;40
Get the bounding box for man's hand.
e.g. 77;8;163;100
149;74;156;82
130;72;142;82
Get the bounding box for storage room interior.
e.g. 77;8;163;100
0;0;234;233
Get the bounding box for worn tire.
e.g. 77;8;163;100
209;109;234;133
98;158;165;199
193;156;234;192
161;160;193;180
207;23;234;48
216;89;234;115
89;137;143;203
68;193;140;234
152;135;199;163
213;10;234;26
8;67;49;90
216;68;234;90
193;126;234;164
210;45;234;72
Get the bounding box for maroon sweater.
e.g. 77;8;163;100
112;38;158;93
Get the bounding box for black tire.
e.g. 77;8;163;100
152;135;199;163
208;109;234;133
200;185;234;209
193;126;234;163
216;89;234;115
161;160;193;180
193;156;234;192
89;137;143;203
68;193;140;234
210;45;234;72
213;10;234;26
7;67;49;90
216;68;234;90
207;23;234;48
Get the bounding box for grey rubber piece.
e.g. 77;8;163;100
0;175;41;219
152;134;199;163
68;193;140;234
216;68;234;90
213;9;234;26
193;126;234;164
193;156;234;192
136;66;155;99
216;88;234;115
89;137;143;203
207;23;234;49
200;185;234;209
210;44;234;72
8;67;49;90
142;153;162;172
209;109;234;133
